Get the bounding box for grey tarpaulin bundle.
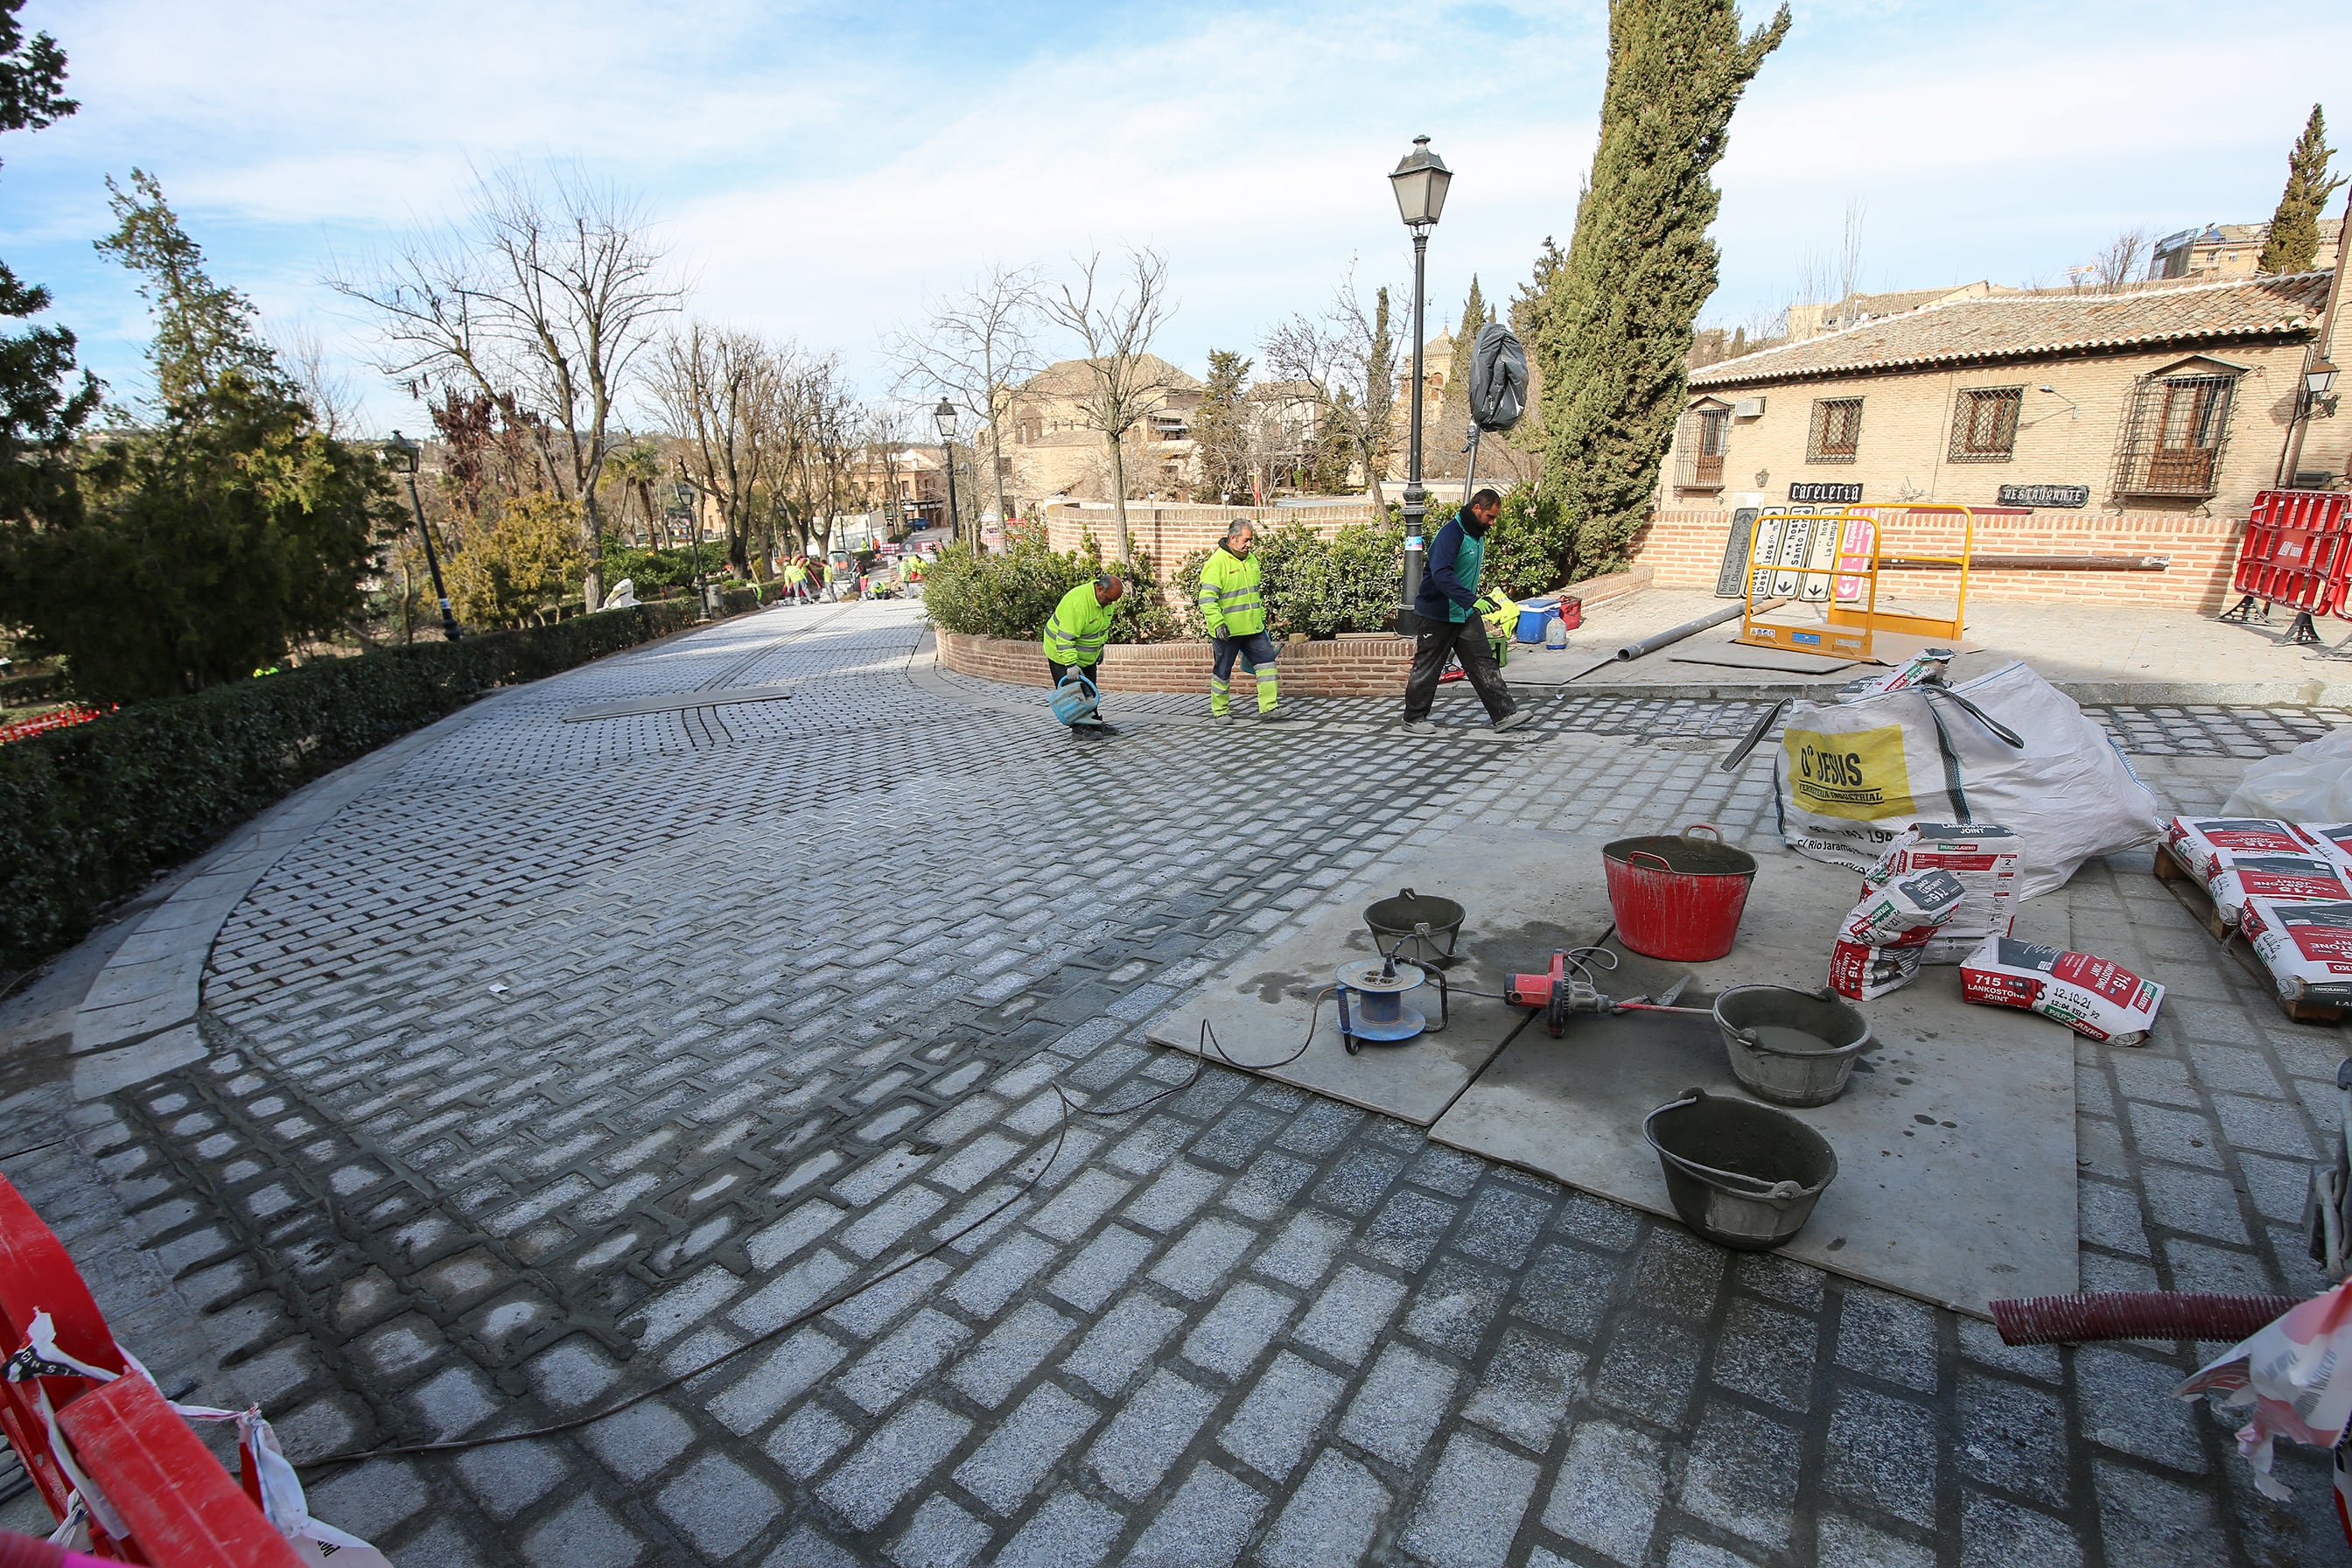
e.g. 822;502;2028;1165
1465;323;1528;434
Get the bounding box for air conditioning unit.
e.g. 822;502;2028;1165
1733;396;1767;419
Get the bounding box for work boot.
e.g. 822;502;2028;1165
1257;708;1292;723
1494;710;1533;733
1401;719;1438;735
1076;720;1118;737
1211;709;1234;723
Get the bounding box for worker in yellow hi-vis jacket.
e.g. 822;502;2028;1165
1197;519;1285;722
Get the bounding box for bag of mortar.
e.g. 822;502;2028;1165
2166;816;2318;880
1828;938;1922;1000
2224;725;2352;821
2239;896;2352;1006
1866;824;2021;963
1959;934;2165;1045
2205;850;2352;928
1768;661;2163;895
1838;867;1966;948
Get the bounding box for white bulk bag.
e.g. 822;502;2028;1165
1770;660;2164;896
2223;725;2352;821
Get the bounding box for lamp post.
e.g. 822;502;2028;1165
934;397;962;547
1389;136;1452;621
384;431;459;641
674;478;709;619
2280;354;2341;487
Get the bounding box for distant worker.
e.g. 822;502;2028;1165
1400;488;1530;734
1198;519;1286;722
1043;573;1124;735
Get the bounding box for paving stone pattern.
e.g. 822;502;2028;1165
53;602;2352;1564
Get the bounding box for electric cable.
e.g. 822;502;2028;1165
291;995;1337;1472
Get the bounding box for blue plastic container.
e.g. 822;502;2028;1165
1515;603;1556;643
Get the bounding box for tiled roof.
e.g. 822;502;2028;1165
1691;270;2332;388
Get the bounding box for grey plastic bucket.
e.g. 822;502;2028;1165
1712;984;1872;1107
1642;1088;1838;1250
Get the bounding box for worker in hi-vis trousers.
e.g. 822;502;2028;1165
1198;519;1288;722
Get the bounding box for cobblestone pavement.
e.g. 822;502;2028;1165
29;601;2352;1566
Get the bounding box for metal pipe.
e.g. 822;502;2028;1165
1879;554;2170;572
1614;603;1746;662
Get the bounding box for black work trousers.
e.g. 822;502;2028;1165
1402;615;1516;723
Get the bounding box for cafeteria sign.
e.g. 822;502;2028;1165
1788;481;1862;505
1998;483;2090;508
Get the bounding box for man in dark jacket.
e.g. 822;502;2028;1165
1400;488;1529;733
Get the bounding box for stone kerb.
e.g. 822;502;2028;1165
935;629;1414;696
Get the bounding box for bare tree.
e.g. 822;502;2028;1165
2092;227;2152;291
771;354;862;560
883;263;1044;542
650;323;797;577
1262;266;1397;504
271;322;361;437
328;164;682;608
1042;247;1178;565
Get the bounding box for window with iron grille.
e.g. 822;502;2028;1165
2111;371;2236;498
1807;397;1864;463
1948;387;2022;462
1673;405;1731;489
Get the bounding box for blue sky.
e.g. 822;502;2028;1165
2;0;2346;433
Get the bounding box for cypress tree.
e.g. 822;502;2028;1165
1445;275;1490;417
2259;105;2345;276
1536;0;1788;574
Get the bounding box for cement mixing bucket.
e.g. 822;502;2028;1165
1364;888;1465;964
1642;1088;1838;1250
1602;825;1755;962
1712;985;1872;1107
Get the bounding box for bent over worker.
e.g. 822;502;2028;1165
1401;487;1530;734
1043;572;1124;734
1198;520;1286;722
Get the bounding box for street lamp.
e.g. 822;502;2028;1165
1389;135;1452;622
674;478;709;619
384;432;460;641
934;396;961;547
2279;354;2342;487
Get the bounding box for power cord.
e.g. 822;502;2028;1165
295;994;1337;1472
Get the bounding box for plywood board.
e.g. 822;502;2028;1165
1147;831;1625;1125
1431;892;2078;1317
1668;641;1858;675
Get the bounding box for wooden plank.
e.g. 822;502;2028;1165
2152;845;2346;1025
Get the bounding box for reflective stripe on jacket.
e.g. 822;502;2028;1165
1197;547;1266;638
1043;582;1115;666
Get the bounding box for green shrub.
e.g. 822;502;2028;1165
0;599;703;975
920;538;1096;640
1390;483;1576;600
1172;522;1404;640
600;542;708;593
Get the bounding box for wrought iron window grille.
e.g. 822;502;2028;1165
1807;397;1864;464
1947;387;2023;462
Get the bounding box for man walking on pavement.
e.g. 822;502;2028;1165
1401;487;1531;734
1199;519;1287;722
1044;572;1124;735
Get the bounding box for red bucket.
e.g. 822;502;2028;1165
1603;824;1757;962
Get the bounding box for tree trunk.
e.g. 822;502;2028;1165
1106;434;1133;565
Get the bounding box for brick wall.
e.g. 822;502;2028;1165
937;630;1416;696
1628;507;2248;610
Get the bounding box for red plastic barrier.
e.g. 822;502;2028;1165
0;1179;300;1566
2232;489;2352;617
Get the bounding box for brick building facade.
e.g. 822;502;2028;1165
1661;270;2344;523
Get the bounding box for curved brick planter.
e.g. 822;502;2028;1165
934;629;1414;696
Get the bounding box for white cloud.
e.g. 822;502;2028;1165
3;0;2344;432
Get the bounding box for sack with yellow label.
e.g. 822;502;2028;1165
1757;660;2163;896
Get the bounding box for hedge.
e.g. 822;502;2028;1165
0;599;704;975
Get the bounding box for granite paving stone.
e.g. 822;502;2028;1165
3;604;2314;1565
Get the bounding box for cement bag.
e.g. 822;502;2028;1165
2224;725;2352;821
2241;896;2352;1004
1773;661;2163;896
